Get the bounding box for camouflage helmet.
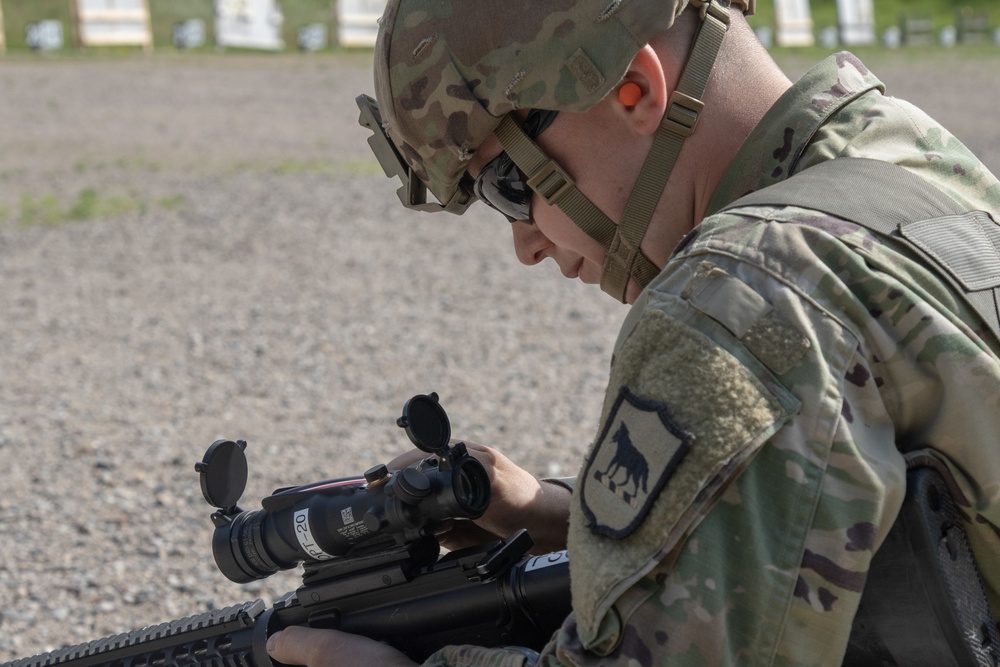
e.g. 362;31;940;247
368;0;753;301
375;0;696;209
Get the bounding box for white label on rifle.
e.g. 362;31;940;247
524;550;569;572
294;509;334;561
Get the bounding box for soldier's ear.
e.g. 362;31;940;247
612;45;667;137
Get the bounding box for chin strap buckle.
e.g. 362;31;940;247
697;0;731;24
663;91;705;138
689;0;755;18
527;161;576;208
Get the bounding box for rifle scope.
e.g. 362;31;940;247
196;393;491;584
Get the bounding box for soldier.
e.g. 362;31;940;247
268;0;1000;664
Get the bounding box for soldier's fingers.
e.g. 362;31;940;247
437;519;503;551
266;626;416;667
384;440;502;477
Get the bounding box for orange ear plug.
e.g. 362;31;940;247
618;82;642;106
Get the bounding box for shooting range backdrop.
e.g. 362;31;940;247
0;0;996;52
0;0;340;51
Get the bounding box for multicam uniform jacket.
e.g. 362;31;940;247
425;53;1000;666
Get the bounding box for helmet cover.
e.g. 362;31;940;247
373;0;692;209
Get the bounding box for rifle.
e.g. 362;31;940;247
2;393;572;667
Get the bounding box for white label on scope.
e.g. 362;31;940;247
524;550;569;572
294;509;334;561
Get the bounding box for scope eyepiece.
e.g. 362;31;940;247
449;454;491;516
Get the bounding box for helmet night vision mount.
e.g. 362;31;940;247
356;94;475;215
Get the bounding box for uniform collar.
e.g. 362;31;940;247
706;51;885;216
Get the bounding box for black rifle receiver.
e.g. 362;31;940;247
2;394;571;667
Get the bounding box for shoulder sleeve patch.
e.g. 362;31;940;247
569;307;801;650
581;387;693;539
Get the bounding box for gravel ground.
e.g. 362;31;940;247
0;48;998;661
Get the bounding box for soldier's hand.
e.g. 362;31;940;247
266;626;416;667
387;440;571;554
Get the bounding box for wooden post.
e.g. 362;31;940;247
0;0;7;55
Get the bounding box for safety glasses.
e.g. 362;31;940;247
472;109;559;222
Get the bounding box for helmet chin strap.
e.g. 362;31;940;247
494;0;735;303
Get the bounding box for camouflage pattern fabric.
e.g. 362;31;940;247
421;52;1000;666
372;0;698;209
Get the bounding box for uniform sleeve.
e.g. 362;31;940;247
425;238;912;666
541;254;906;665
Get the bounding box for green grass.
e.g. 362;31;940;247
270;158;338;175
0;0;337;53
148;0;335;53
64;187;140;220
11;187;185;226
1;0;72;52
70;157;163;174
157;194;185;210
225;157;381;176
20;192;64;225
748;0;997;37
